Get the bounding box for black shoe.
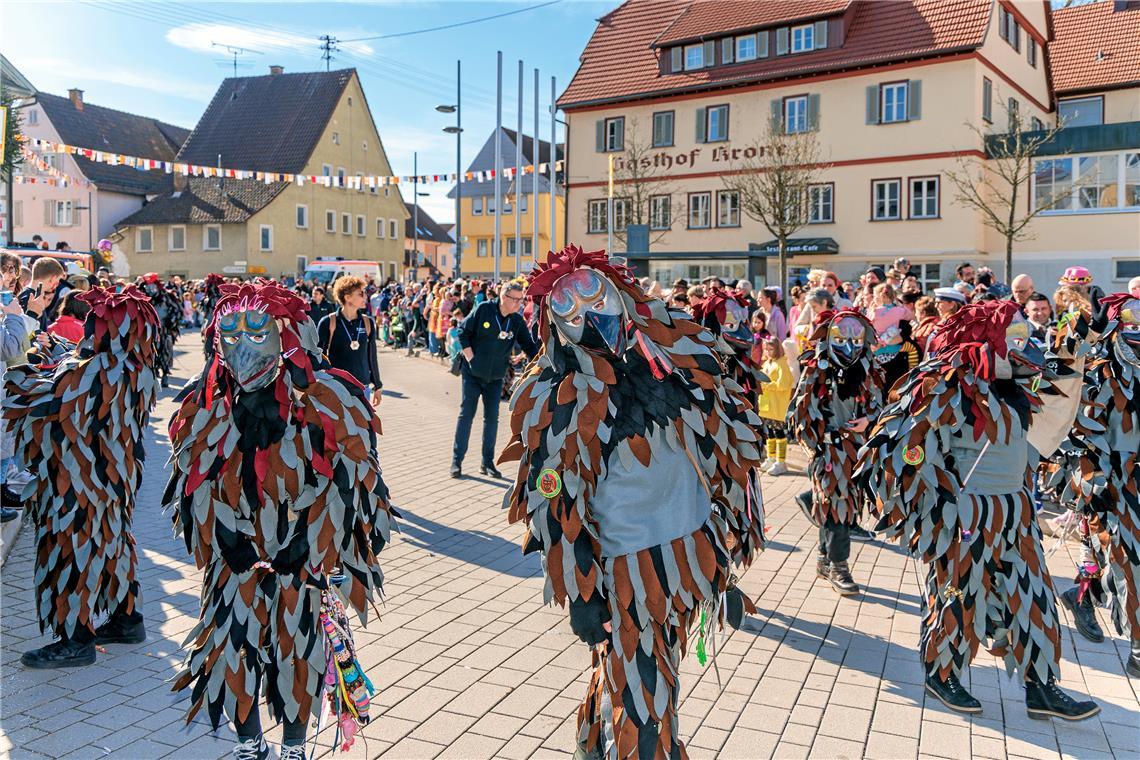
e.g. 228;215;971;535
1;506;20;523
849;524;876;542
816;555;831;579
795;492;819;527
232;736;269;760
480;463;504;479
21;638;96;669
1126;648;1140;679
925;674;982;714
1060;587;1104;643
1;486;23;508
829;561;860;595
1025;678;1100;721
450;463;462;479
94;614;146;645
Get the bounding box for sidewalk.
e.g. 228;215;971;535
1;335;1136;759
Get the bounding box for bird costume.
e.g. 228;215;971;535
163;281;393;755
201;272;227;331
142;273;181;387
855;300;1101;719
501;246;764;760
689;288;768;398
4;286;159;668
1048;294;1140;678
787;308;882;594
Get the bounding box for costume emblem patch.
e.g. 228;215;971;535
902;445;924;466
1030;375;1041;393
537;468;562;499
482;321;491;329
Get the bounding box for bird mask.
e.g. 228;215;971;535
215;296;283;392
548;268;627;356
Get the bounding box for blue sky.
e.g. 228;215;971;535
2;0;611;223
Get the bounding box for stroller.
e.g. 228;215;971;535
388;306;406;348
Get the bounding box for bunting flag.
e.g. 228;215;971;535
22;137;563;190
17;145;92;188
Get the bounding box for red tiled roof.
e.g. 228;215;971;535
559;0;992;109
1049;0;1140;95
654;0;853;47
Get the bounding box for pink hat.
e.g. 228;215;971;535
1059;266;1092;286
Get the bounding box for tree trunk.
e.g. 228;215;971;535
1005;234;1013;285
778;235;788;301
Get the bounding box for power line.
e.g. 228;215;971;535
338;0;563;43
319;35;339;71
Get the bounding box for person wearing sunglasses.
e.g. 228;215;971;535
452;280;538;479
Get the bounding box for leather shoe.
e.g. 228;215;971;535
450;463;462;479
829;561;860;595
925;673;982;714
1025;678;1099;721
21;638;96;669
94;613;146;645
816;555;830;579
1126;645;1139;678
1059;587;1104;643
480;463;504;479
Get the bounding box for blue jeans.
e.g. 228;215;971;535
452;369;504;467
428;332;440;355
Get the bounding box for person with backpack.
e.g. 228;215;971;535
316;276;382;408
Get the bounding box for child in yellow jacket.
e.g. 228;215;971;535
757;336;793;476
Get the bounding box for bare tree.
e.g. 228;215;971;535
722;120;829;297
945;97;1074;282
587;117;682;250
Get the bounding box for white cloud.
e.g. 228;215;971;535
165;23;375;58
17;55;215;103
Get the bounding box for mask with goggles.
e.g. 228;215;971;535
548;268;626;356
216;301;282;391
825;315;870;369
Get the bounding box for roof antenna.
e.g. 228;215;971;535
319;35;340;71
211;42;263;78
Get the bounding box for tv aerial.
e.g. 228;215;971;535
211;43;264;77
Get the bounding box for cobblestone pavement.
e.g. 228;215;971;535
2;334;1137;760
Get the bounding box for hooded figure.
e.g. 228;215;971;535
855;299;1103;719
1046;294;1140;678
689;288;769;397
200;272;227;333
141;272;181;387
4;286;159;668
787;308;883;595
501;246;765;760
163;281;394;760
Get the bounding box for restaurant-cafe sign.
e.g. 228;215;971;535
612;143;766;173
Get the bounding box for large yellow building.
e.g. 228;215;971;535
559;0;1139;291
114;67;407;280
447;127;565;278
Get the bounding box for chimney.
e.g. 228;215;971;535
68;88;84;110
269;65;284;76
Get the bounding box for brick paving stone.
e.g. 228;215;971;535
3;336;1138;760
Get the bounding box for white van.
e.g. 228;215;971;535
303;259;384;286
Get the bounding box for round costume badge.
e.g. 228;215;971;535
350;340;360;351
482;321;491;329
902;445;924;466
537;468;562;499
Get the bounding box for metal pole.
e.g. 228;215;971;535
413;151;419;281
607;154;614;254
514;59;523;278
550;76;557;253
532;67;539;269
455;59;462;279
87;190;93;250
494;51;502;283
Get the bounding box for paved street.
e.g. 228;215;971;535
1;334;1137;760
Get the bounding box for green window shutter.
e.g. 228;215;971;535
808;94;821;131
814;20;828;49
596;119;605;152
695;108;707;143
769;100;782;133
776;27;789;56
615;118;625;151
907;80;922;121
866;85;880;124
721;38;734;64
703;40;715;66
757;31;769;58
670;47;682;72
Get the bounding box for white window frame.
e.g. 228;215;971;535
337;167;346;187
341;212;351;235
1058;96;1104;128
203;224;221;251
356;215;366;237
650;195;671;230
390;219;398;239
784;96;808;135
706;105;729;142
169;225;186;251
790;24;814;53
472;196;484;215
295;204;309;229
909;176;939;219
325;209;336;233
136;226;153;253
683;44;704;71
259;224;273;252
322;164;332;177
377;218;385;238
880;82;908;124
588;199;608;233
477;239;489;257
26;109;38;125
717;190;740;227
604;117;624;152
982;77;993;123
520;195;528;213
53;200;74;227
688;192;711;229
652;111;674;148
735;34;757;62
331;131;340;145
872;179;902;221
613;198;631;232
808;184;833;224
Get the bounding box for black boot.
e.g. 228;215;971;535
480;463;504;479
450;462;462;479
925;673;982;714
1059;587;1104;643
816;554;830;579
21;638;97;669
1025;677;1100;721
849;524;877;542
829;561;860;595
1127;642;1140;679
94;613;146;645
796;491;819;527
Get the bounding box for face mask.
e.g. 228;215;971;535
217;304;282;391
549;268;626;355
720;300;752;347
1116;299;1140;368
826;316;867;368
1003;312;1045;378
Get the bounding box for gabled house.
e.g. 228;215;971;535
404;201;455;279
114;66;408;279
13;88;189;249
447;127;565;276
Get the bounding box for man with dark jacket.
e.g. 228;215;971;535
451;281;538;478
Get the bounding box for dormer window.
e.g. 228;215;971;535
791;24;814;53
736;34;758;62
684;44;704;70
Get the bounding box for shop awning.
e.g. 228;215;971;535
752;237;839;255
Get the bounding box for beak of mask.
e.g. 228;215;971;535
218;309;283;391
583;311;625;355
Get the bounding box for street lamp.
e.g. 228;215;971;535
438;60;462;278
412;190;428;270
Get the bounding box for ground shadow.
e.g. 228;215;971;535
395;509;541;579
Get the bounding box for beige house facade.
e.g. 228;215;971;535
560;0;1138;291
114;67;407;280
